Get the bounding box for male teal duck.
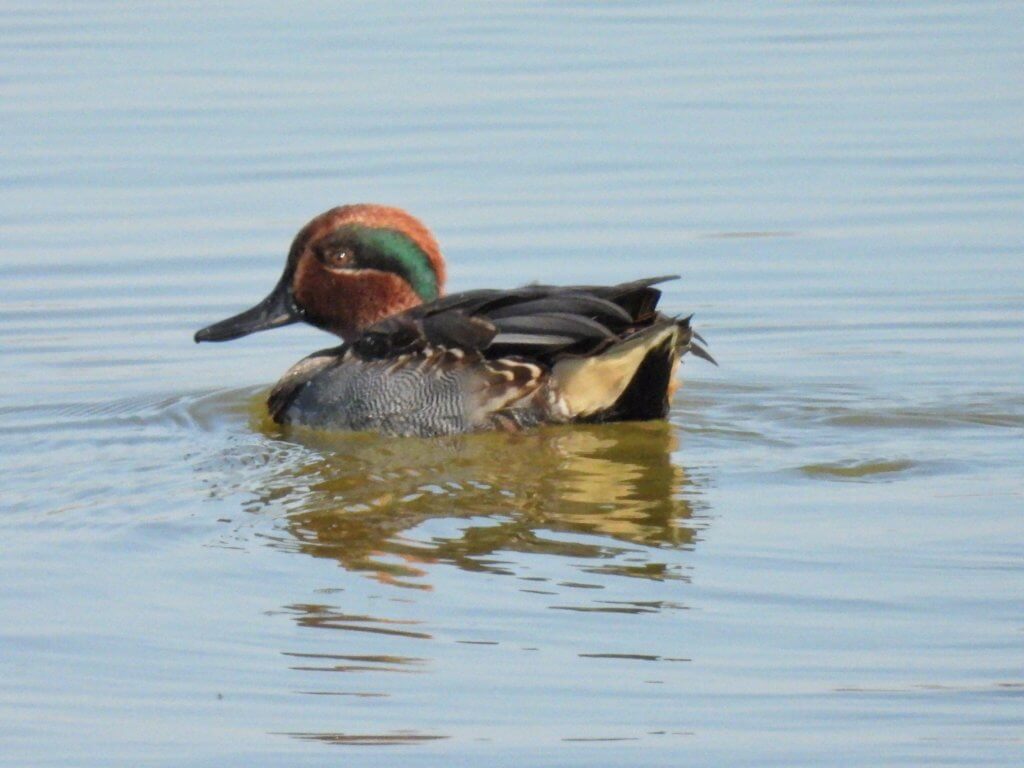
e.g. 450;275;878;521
195;204;714;436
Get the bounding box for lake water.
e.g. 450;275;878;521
2;2;1022;765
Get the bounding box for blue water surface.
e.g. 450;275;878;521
1;2;1022;766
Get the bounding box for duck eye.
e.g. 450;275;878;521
320;247;354;269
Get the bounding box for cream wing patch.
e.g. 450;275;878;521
548;323;681;419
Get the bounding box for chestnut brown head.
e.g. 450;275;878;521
195;204;446;343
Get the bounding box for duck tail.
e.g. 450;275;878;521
675;314;716;366
550;317;711;423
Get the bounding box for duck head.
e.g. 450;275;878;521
194;204;446;343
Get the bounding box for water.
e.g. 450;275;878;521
2;1;1022;765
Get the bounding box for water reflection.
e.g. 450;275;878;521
213;411;709;745
236;406;704;588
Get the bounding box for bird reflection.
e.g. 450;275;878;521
231;405;704;588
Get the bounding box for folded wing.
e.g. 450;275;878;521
352;275;714;366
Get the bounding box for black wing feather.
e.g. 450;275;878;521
485;294;633;326
353;275;712;365
490;312;615;342
421;311;497;350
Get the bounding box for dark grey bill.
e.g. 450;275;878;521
194;277;302;343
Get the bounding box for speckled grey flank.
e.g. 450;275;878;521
282;356;477;437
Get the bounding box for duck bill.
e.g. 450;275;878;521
194;278;302;343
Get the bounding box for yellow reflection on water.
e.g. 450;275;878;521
243;399;703;587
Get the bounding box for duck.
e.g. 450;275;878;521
194;204;714;437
